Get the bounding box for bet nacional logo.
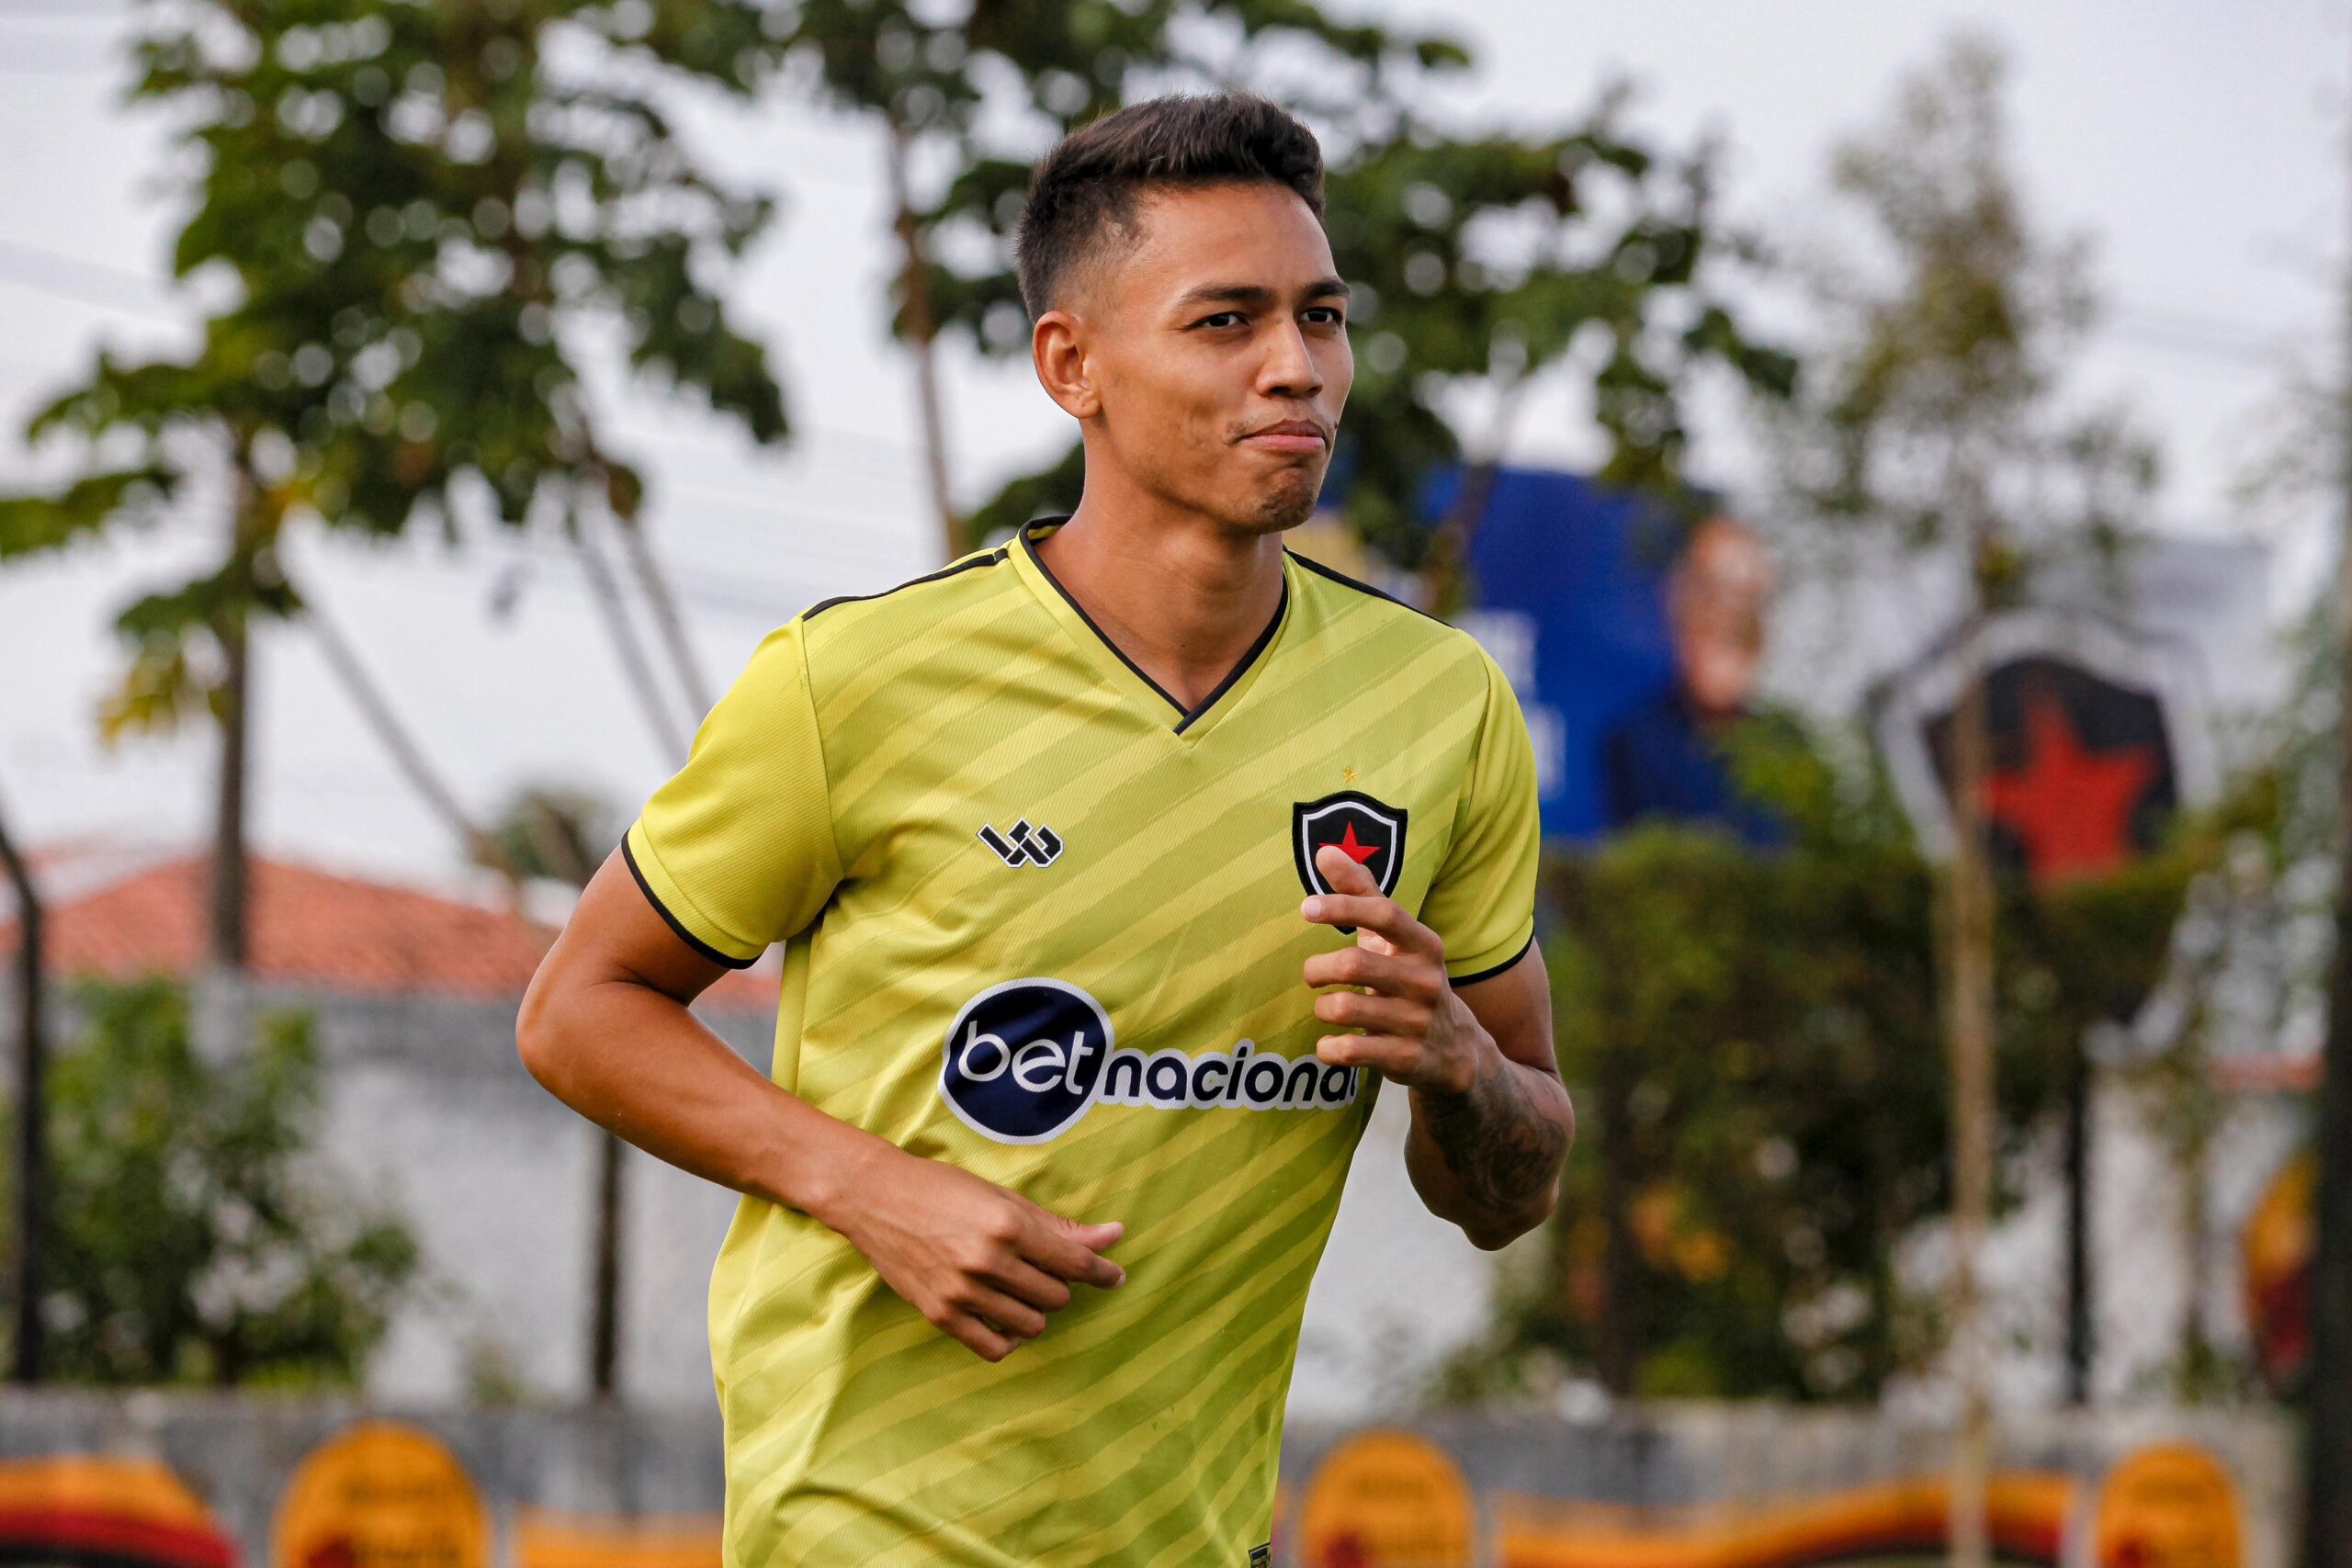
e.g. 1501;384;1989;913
938;979;1362;1145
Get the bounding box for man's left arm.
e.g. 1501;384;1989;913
1302;843;1573;1250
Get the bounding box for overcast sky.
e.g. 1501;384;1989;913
3;1;2344;889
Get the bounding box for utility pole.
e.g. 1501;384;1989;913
1945;489;1999;1568
2303;27;2352;1561
2063;1030;2093;1405
0;786;46;1382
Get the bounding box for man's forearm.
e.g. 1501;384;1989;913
1405;1035;1573;1249
517;975;887;1229
519;961;1129;1362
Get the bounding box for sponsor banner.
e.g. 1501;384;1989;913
1491;1473;2075;1568
512;1511;721;1568
2093;1445;2243;1568
272;1424;486;1568
2242;1152;2316;1392
1295;1429;1476;1568
0;1456;237;1568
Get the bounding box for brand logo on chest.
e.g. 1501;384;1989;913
937;979;1361;1145
978;818;1062;866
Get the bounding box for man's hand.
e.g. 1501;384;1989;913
826;1143;1126;1363
1299;842;1481;1092
522;845;1127;1365
1300;842;1572;1248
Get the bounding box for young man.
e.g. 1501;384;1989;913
518;91;1572;1568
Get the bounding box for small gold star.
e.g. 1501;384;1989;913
1341;764;1357;784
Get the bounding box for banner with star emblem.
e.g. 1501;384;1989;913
1870;606;2217;884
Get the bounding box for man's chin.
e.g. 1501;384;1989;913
1234;477;1324;535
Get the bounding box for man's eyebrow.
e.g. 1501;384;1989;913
1170;276;1352;311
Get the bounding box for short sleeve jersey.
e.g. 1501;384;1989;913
624;516;1540;1568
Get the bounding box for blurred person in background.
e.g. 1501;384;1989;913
1601;514;1790;848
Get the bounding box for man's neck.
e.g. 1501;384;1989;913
1033;494;1288;714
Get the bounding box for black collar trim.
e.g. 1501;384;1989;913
1283;547;1446;625
1021;517;1289;734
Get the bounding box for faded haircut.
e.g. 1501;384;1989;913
1015;92;1325;320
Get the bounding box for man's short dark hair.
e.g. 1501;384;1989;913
1015;92;1325;320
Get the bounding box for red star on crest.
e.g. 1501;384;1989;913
1321;822;1382;865
1977;685;2157;886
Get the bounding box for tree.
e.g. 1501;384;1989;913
474;782;626;1396
0;977;417;1386
0;0;792;976
475;781;617;889
1437;717;2197;1407
1758;34;2157;1564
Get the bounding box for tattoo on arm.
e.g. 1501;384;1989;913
1419;1055;1568;1213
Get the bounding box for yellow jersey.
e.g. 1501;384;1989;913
622;516;1539;1567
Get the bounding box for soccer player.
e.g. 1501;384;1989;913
518;90;1573;1568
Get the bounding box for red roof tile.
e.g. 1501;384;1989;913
0;848;779;1013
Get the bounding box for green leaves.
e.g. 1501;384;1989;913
8;978;418;1386
0;468;175;562
7;0;796;726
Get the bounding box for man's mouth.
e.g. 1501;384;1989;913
1240;420;1327;454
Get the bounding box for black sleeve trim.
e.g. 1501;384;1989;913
620;833;759;970
1448;929;1534;989
802;547;1009;623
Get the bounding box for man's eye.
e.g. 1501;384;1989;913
1305;307;1345;326
1199;311;1244;329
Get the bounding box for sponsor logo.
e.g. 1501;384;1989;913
978;818;1063;866
938;979;1361;1145
1293;790;1408;932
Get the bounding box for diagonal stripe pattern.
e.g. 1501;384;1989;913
624;518;1544;1568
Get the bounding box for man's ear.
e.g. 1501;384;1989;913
1032;309;1102;420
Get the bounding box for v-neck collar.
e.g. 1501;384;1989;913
1013;516;1291;737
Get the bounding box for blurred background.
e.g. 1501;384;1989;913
0;4;2345;1568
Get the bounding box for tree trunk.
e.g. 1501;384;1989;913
591;1129;624;1398
571;513;688;764
568;510;666;1395
2063;1031;2092;1404
2301;109;2352;1555
2312;754;2352;1568
887;114;960;564
612;513;713;719
2179;1090;2214;1393
305;603;516;887
0;786;46;1384
1943;543;1996;1568
1418;340;1533;618
209;489;254;975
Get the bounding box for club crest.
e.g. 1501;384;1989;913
1293;791;1408;927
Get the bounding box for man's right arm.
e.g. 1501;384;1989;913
516;847;1125;1362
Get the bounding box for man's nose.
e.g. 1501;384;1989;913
1258;318;1323;400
